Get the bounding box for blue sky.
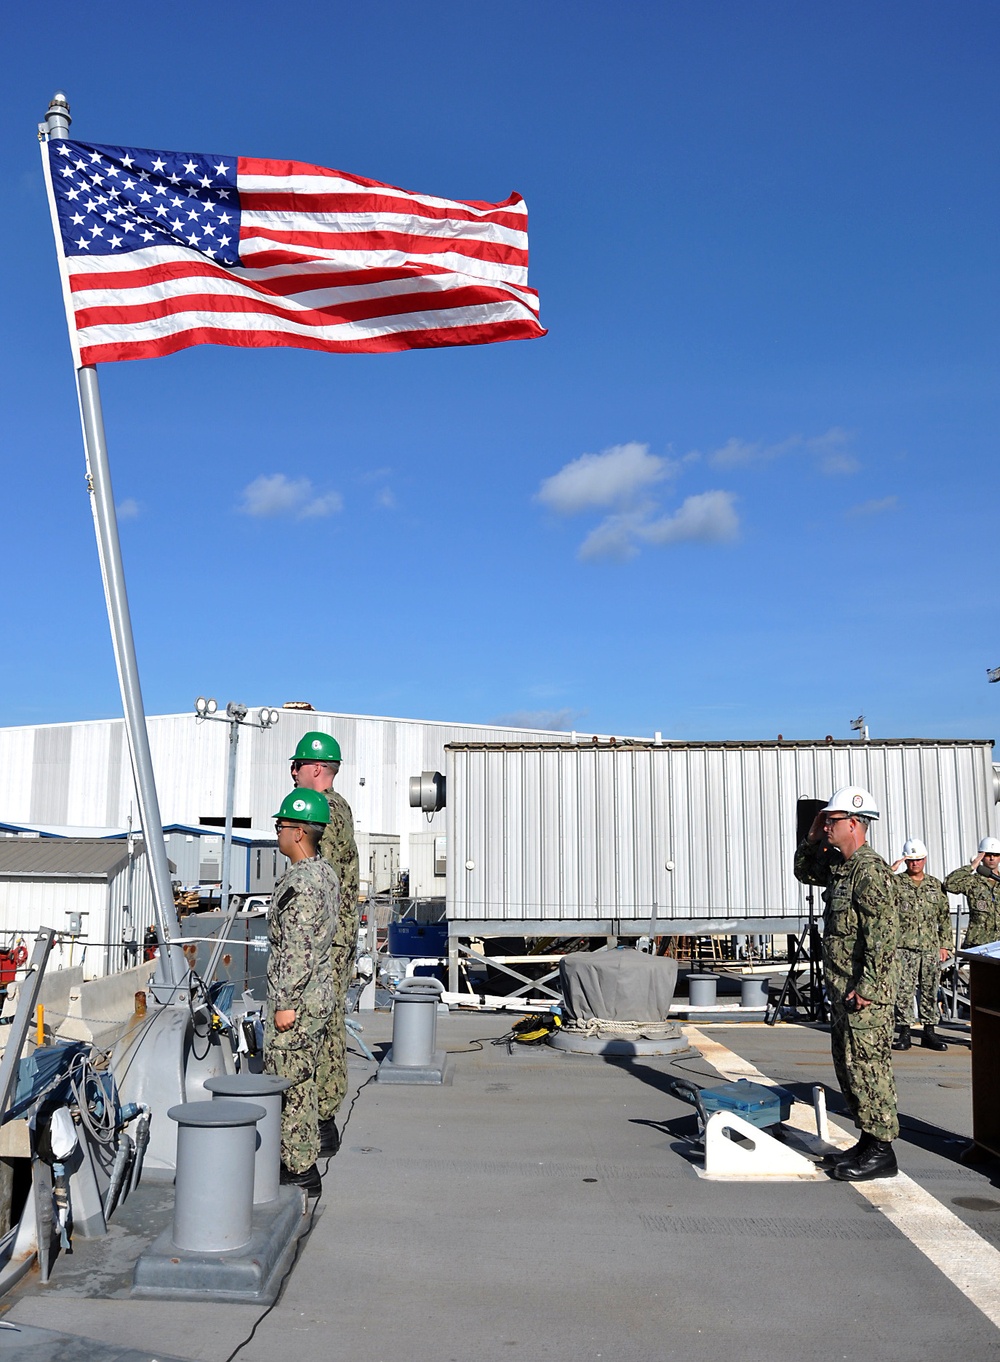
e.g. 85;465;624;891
2;2;997;741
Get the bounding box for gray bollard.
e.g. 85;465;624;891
205;1073;292;1205
741;976;770;1008
687;974;718;1007
391;977;444;1067
167;1100;266;1253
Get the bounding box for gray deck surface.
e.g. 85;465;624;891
3;1011;998;1362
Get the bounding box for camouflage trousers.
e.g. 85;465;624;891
264;1008;331;1174
316;929;356;1122
894;947;941;1027
827;988;899;1143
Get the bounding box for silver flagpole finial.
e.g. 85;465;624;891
44;92;72;138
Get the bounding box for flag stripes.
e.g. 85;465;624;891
45;139;544;364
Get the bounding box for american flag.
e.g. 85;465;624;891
44;138;545;365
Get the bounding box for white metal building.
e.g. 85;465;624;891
445;738;1000;936
0;708;585;897
0;838;167;980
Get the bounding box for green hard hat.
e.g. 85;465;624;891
273;789;330;824
290;731;342;763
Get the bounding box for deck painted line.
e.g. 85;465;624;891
685;1026;1000;1330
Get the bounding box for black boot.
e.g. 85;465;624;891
921;1025;947;1051
892;1026;912;1051
280;1162;322;1196
817;1133;868;1168
830;1137;897;1181
318;1117;340;1156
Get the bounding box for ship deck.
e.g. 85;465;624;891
2;1009;998;1362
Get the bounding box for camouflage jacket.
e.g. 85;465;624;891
321;788;359;931
894;872;951;953
942;864;1000;948
267;855;339;1018
794;840;900;1004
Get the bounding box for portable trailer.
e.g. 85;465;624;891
437;738;999;993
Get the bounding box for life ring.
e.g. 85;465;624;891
11;943;27;967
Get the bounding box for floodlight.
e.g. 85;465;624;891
194;696;208;716
206;698;218;714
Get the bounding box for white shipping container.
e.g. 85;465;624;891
445;740;1000;935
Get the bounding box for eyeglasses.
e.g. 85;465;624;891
274;822;298;834
821;815;854;827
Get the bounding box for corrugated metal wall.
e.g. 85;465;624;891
445;741;999;931
0;710;569;875
0;847;160;979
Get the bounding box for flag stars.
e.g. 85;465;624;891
89;151;101;163
110;235;123;248
214;160;230;176
56;143;70;156
70;212;84;226
76;236;90;248
183;159;197;175
151;157;165;173
121;153;134;168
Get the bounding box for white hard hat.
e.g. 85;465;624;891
902;839;927;860
823;786;880;820
979;837;1000;855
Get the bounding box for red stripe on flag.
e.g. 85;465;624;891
77;316;546;365
239;225;528;269
239;190;528;232
74;281;537;331
237;157;526;214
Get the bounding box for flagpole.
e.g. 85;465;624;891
42;93;185;997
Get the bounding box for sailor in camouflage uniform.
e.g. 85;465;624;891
290;732;360;1156
794;786;900;1181
943;837;1000;948
889;839;950;1052
265;788;339;1196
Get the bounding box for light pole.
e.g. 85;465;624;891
194;699;280;914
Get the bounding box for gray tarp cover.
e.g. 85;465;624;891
559;949;678;1022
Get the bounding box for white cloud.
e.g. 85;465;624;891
639;490;740;547
116;498;140;520
847;495;898;517
298;491;344;518
375;487;397;510
577;509;650;562
238;474;343;519
536;442;672;515
578;493;739;562
707;426;858;476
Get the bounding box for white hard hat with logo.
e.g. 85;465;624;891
822;786;880;820
902;838;927;860
979;837;1000;855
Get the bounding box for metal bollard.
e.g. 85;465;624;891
390;977;445;1067
205;1073;292;1205
167;1100;266;1252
